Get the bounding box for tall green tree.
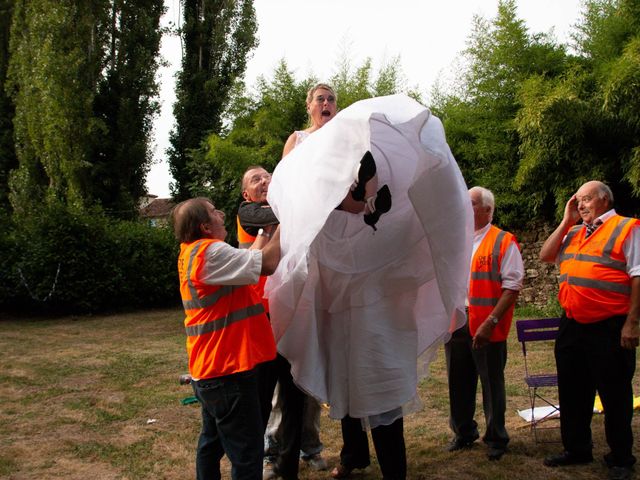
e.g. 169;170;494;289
6;0;165;217
7;0;105;214
331;55;416;107
185;62;310;220
0;0;16;213
168;0;258;201
433;0;567;226
91;0;165;218
515;0;640;219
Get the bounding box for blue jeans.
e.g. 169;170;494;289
192;368;264;480
258;353;304;479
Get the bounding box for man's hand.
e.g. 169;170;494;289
262;224;277;236
540;195;580;263
621;315;640;349
472;319;494;349
563;194;580;224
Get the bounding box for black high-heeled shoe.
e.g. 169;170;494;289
351;151;377;202
364;184;392;231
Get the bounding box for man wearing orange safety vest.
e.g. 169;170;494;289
237;166;279;312
445;186;523;462
237;166;278;248
236;165;318;480
172;197;281;480
540;181;640;480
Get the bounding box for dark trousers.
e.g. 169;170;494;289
257;353;305;480
192;368;264;480
339;415;406;480
445;324;509;448
555;315;636;467
265;391;323;458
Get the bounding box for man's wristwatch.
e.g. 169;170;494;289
487;315;499;326
258;228;271;238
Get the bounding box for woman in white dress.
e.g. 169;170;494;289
286;87;402;479
267;94;473;479
281;85;399;478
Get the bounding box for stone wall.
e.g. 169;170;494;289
512;223;560;309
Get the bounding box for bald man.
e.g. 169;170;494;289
540;181;640;480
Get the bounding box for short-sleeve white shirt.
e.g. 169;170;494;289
198;242;263;286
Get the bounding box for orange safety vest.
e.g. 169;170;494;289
237;216;255;249
178;238;276;379
468;225;519;342
558;214;638;323
236;215;269;312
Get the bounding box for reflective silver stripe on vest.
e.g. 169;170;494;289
183;240;233;310
185;303;265;337
185;240;205;304
568;254;626;271
604;217;632;254
559;219;631;267
558;217;631;291
469;297;499;307
558;274;631;295
470;230;505;289
558;226;581;261
183;285;234;310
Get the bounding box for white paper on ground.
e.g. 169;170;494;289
518;406;560;423
518;404;603;423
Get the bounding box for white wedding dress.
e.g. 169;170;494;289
265;94;473;428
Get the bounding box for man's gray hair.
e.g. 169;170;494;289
469;186;495;222
595;181;614;206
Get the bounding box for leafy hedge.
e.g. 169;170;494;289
0;204;181;314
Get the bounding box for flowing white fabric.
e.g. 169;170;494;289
265;94;473;427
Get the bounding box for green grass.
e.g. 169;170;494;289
515;298;563;319
0;455;17;476
0;308;638;479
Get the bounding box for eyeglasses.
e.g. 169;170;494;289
249;173;271;185
313;95;336;104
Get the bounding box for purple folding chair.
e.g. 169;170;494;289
515;317;561;442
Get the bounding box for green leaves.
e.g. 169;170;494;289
168;0;258;201
90;0;165;218
435;0;640;227
434;0;567;226
1;202;179;313
5;0;165;218
516;0;640;217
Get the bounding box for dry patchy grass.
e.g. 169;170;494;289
0;308;638;479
